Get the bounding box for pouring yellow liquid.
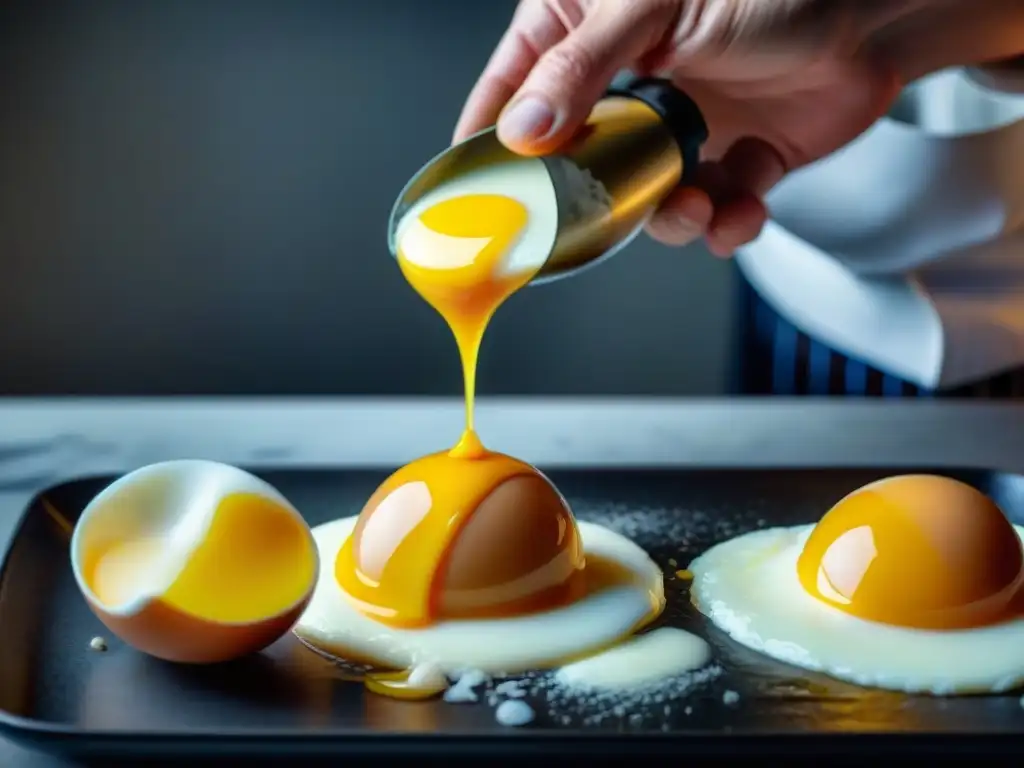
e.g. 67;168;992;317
334;182;584;638
396;193;537;457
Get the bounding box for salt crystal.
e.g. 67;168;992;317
495;700;535;727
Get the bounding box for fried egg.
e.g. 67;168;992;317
301;148;673;699
689;474;1024;695
293;514;664;674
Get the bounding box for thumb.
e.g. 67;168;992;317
496;0;679;156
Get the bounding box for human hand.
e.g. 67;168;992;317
453;0;902;257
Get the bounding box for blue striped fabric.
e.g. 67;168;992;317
738;282;1024;398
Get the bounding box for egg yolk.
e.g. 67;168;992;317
796;475;1024;629
396;192;531;458
333;191;588;628
335;452;585;628
85;492;316;623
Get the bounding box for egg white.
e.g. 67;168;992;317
395;157;559;279
293;516;663;674
554;627;711;691
689;524;1024;695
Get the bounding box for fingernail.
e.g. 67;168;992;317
672;218;702;239
661;217;702;245
498;96;557;143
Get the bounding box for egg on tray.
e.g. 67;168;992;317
292;454;666;679
292;156;674;696
689;474;1024;695
71;460;318;663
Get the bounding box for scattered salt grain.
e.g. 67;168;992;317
548;157;613;225
443;668;490;704
494;680;527;698
412;499;756;727
495;699;535;727
512;662;722;729
443;684;477;704
452;668;489;687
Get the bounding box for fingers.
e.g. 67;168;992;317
453;1;570;143
644;168;717;247
706;137;784;256
705;193;769;257
496;0;679;155
718;136;787;199
646;137;787;257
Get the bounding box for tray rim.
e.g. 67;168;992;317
4;725;1024;760
5;463;1024;758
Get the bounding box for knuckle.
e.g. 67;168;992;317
539;43;596;87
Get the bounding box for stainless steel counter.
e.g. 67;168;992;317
3;396;1024;766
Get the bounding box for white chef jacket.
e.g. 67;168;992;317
736;63;1024;390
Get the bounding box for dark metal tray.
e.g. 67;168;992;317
3;467;1024;761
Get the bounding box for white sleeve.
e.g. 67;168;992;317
965;57;1024;94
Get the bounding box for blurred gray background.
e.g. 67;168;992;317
0;0;736;396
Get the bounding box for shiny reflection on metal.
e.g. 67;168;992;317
386;126;514;261
387;96;683;286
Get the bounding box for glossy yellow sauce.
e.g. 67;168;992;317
797;475;1024;629
396;193;533;457
335;451;576;627
335;193;587;630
